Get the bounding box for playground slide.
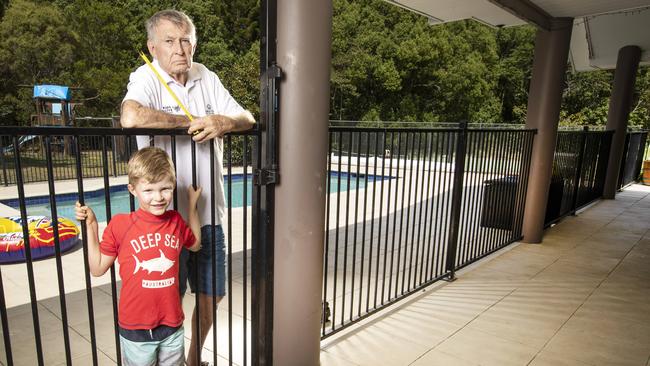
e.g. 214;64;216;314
1;135;37;155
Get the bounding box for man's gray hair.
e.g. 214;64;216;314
146;9;197;43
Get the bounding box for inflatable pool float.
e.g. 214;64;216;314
0;216;80;264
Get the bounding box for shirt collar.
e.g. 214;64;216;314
151;59;202;88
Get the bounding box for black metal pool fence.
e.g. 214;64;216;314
0;124;647;363
0;126;259;366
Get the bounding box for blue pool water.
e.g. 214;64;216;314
4;172;387;223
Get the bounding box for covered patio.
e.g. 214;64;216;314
321;183;650;366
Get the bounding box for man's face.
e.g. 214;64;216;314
147;19;195;83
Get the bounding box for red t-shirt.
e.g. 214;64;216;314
100;209;195;330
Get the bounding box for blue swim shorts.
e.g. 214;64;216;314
179;225;226;297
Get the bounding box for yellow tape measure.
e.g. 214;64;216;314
139;52;203;137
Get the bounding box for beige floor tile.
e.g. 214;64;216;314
530;256;617;285
322;323;430;366
478;251;556;278
63;350;117;366
464;283;590;348
372;307;459;347
529;349;602;366
3;326;94;366
435;327;538;366
405;281;515;326
410;349;479;366
320;350;361;366
543;309;650;366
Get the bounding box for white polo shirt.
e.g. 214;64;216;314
123;59;246;226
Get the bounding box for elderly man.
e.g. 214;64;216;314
120;9;254;366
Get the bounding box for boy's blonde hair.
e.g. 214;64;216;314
128;147;176;186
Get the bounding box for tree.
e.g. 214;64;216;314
0;0;79;125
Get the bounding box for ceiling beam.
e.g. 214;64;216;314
488;0;553;30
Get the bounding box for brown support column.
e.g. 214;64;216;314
602;45;641;199
274;0;332;365
522;19;573;243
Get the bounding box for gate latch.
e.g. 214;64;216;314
253;168;278;186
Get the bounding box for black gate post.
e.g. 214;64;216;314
444;122;468;281
570;126;588;214
252;0;280;365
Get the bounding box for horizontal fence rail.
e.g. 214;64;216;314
321;126;536;338
0;127;257;366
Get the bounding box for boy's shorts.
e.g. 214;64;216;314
179;225;226;297
119;326;184;366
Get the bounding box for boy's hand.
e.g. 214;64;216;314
188;185;203;208
75;201;97;224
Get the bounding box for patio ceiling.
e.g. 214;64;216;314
385;0;650;71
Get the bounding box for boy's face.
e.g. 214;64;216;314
128;177;175;216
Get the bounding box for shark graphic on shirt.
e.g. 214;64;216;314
133;250;174;275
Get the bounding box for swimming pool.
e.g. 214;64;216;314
3;172;388;223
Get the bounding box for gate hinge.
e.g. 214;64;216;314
253;168;279;186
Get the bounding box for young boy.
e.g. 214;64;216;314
75;146;201;366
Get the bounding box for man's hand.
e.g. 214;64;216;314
188;115;234;143
188;110;255;143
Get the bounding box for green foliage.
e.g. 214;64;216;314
0;0;648;131
0;0;79;125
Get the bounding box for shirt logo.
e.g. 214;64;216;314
206;104;214;115
133;249;174;275
161;105;181;114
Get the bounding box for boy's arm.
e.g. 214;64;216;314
187;186;203;252
75;202;115;276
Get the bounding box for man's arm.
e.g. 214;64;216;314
120;100;191;129
188;110;255;143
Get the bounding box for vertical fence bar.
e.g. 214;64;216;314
0;138;8;186
331;131;342;330
357;132;370;317
322;134;332;334
101;136;121;365
409;132;423;289
44;136;72;366
434;132;447;277
373;130;386;306
571;127;588;214
390;132;402;298
365;132;377;311
341;132;352;325
243;136;249;366
227;136;234;364
0;267;13;365
465;132;478;263
12;135;44;366
211;139;218;365
74;135;99;365
379;131;391;304
424;132;437;281
349;131;361;321
370;132;382;309
444;123;467;278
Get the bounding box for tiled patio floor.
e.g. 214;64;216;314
320;184;650;366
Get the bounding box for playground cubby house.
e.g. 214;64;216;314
30;84;82;155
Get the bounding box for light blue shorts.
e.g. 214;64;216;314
119;326;185;366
